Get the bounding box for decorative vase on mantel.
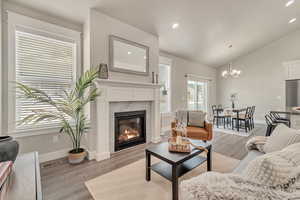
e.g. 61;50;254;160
0;136;19;162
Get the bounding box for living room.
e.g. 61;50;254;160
0;0;300;199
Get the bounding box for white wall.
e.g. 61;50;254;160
85;9;160;152
0;5;159;162
1;1;83;162
88;9;159;81
160;52;217;114
0;4;215;161
217;28;300;122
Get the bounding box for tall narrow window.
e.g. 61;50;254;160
15;30;76;130
187;79;208;111
159;57;171;113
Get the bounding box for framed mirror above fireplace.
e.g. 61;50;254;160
109;35;149;76
114;110;146;151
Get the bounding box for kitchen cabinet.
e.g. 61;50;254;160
284;60;300;80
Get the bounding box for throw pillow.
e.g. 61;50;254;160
263;124;300;153
243;142;300;189
245;136;267;153
188;111;206;128
175;110;188;125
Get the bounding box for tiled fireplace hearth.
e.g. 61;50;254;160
114;110;146;151
94;79;161;161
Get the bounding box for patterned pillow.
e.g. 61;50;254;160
243;142;300;189
245;136;267;153
264;124;300;153
188;111;206;128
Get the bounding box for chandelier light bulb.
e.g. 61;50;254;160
222;63;241;78
222;71;229;77
222;46;242;78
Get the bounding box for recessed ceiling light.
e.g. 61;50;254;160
289;18;297;24
286;0;295;7
172;23;179;29
127;51;132;55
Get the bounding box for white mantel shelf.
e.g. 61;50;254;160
96;79;162;88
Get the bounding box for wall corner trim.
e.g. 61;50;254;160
95;152;110;162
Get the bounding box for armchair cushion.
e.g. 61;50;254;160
187;126;209;139
188;111;206;128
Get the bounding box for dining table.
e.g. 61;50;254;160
214;107;247;131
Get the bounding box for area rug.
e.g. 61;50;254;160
213;126;259;137
85;152;240;200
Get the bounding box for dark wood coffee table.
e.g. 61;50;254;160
145;140;212;200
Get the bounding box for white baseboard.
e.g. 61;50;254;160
161;126;171;135
255;120;266;125
152;136;161;143
95;152;110;162
87;150;96;160
40;148;98;163
39;148;69;163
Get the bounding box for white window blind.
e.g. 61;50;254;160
15;30;76;130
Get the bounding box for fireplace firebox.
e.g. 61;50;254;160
114;110;146;151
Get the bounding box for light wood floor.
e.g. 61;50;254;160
40;124;266;200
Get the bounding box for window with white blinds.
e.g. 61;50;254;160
15;30;76;130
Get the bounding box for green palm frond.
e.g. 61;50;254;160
16;68;100;151
16;83;58;108
75;68;99;98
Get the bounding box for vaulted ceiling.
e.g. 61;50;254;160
7;0;300;67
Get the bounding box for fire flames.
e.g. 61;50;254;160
118;128;140;142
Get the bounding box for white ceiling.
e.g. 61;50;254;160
7;0;300;67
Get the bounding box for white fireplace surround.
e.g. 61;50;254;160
94;79;161;161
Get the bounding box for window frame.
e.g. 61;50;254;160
187;79;208;111
7;11;81;136
159;56;172;114
186;75;211;113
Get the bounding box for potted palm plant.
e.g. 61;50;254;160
17;68;100;164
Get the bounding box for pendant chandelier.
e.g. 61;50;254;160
222;62;241;78
222;45;241;78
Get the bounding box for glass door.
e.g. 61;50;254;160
187;79;208;111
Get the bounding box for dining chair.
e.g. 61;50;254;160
250;106;255;129
212;105;230;128
269;112;291;127
212;105;218;125
232;107;252;132
265;114;276;136
212;105;217;111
